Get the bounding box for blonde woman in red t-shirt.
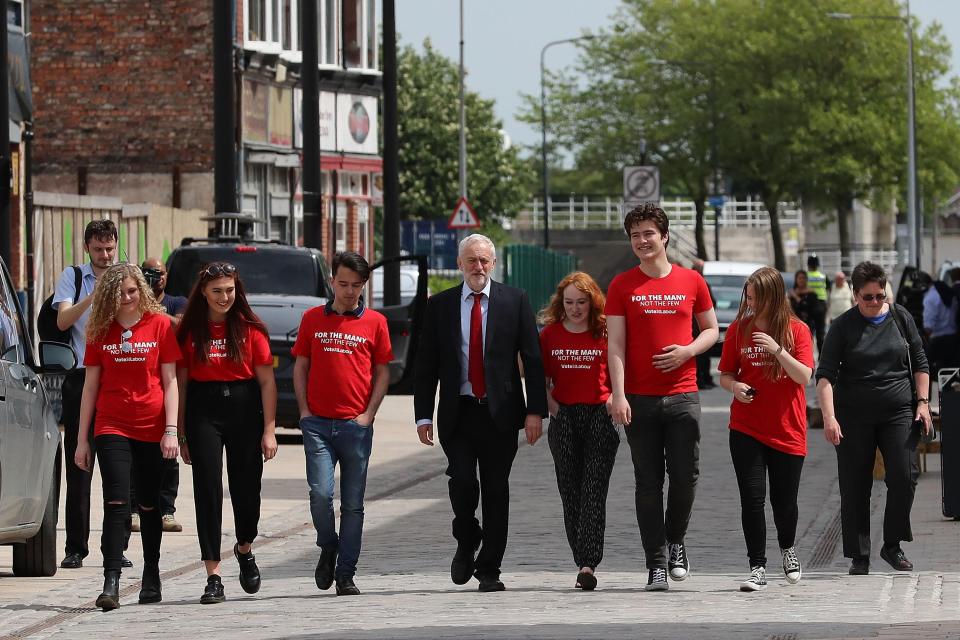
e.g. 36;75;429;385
539;271;618;591
718;266;814;592
176;263;277;605
73;263;181;611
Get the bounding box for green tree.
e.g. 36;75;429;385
396;39;533;225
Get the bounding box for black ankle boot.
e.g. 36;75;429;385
96;569;121;611
138;564;162;604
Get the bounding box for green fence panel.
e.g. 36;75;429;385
503;244;578;317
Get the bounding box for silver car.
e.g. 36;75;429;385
0;258;77;576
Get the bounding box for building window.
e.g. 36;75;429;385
270;0;280;42
365;0;377;70
248;0;266;42
321;0;338;65
341;0;376;70
246;0;297;51
282;0;293;50
7;0;22;28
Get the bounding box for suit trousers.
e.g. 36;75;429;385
441;397;519;580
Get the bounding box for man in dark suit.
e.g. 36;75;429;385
414;233;547;593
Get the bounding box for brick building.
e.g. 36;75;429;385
31;0;381;258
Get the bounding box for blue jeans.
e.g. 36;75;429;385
301;416;374;579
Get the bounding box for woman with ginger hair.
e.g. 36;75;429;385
73;263;181;611
718;267;813;592
539;271;617;591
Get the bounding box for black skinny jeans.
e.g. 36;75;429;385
185;379;264;561
625;392;701;569
95;434;163;573
728;429;805;568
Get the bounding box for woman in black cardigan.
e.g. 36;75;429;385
816;262;932;575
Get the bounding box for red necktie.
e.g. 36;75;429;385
469;292;486;398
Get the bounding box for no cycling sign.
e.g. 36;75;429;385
623;166;661;203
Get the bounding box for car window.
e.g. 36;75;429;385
0;270;25;363
705;274;751;289
167;248;322;297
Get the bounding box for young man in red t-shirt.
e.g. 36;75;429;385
606;203;719;591
292;251;393;597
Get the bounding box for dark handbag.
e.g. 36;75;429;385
890;304;935;443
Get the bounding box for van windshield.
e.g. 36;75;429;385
166;248;325;297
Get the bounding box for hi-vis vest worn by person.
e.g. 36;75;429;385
808;270;828;302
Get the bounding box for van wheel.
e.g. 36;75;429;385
13;451;60;577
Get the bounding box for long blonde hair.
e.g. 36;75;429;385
734;267;797;381
86;264;164;342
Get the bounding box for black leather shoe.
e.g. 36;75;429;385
335;576;361;596
138;564;162;604
96;570;121;611
478;578;505;592
121;555;134;568
315;547;337;591
200;574;226;605
60;553;83;569
880;545;913;571
849;557;870;575
234;544;261;594
451;543;478;585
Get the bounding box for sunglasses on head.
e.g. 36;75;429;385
202;262;237;279
859;292;886;302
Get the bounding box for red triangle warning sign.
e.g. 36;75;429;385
448;196;480;229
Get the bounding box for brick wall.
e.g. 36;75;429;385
31;0;215;175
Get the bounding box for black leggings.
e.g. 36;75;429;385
729;429;804;568
185;379;264;561
95;434;163;572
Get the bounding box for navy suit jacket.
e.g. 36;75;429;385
414;280;547;442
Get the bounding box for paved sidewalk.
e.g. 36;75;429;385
2;388;960;639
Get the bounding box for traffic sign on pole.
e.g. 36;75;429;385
623;166;660;203
448;196;480;229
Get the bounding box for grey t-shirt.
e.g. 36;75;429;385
816;303;928;416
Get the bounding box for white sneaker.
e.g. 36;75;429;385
667;543;689;581
781;546;802;584
740;566;766;592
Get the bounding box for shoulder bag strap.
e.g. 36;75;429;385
71;265;82;304
889;304;917;401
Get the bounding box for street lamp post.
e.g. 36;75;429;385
540;35;594;249
828;5;919;267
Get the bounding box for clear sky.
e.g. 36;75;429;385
396;0;960;152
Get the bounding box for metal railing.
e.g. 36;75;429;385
515;196;803;231
799;247;903;276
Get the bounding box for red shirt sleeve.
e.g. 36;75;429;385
693;271;713;314
605;275;625;316
718;319;740;374
792;319;814;367
291;310;313;359
158;317;182;364
83;338;103;367
248;326;273;366
373;314;394;366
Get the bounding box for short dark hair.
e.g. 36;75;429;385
623;202;669;247
949;267;960;283
851;261;886;292
331;251;370;282
84;219;118;245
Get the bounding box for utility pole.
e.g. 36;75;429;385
382;0;401;305
213;0;238;222
301;0;321;250
458;0;467;203
0;20;10;266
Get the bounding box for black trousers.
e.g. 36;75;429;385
729;429;805;568
835;406;918;559
548;403;619;569
440;397;519;580
625;392;701;569
95;434;163;572
185;379;264;561
810;301;826;353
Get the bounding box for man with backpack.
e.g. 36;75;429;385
53;219;124;569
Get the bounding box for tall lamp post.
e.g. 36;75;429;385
828;6;919;267
540;35;594;249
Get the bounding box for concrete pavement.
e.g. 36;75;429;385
2;387;960;639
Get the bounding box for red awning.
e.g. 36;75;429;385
320;154;383;173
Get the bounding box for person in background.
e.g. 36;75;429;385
922;276;958;376
806;255;829;353
539;272;618;591
789;271;817;337
73;264;180;611
826;271;855;325
718;267;813;592
817;262;931;576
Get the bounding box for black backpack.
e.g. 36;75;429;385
37;266;82;343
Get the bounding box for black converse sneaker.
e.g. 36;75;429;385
740;566;766;592
645;567;669;591
667;543;690;581
781;546;802;584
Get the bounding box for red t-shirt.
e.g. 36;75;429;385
291;306;393;420
605;265;713;396
84;312;181;442
539;322;610;405
179;321;273;381
718;317;814;456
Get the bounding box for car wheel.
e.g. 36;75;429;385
13;450;60;577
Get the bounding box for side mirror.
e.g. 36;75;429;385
38;341;78;373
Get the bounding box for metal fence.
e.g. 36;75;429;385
799;247;903;277
502;245;579;315
514;196;803;231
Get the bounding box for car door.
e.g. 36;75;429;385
368;255;428;394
